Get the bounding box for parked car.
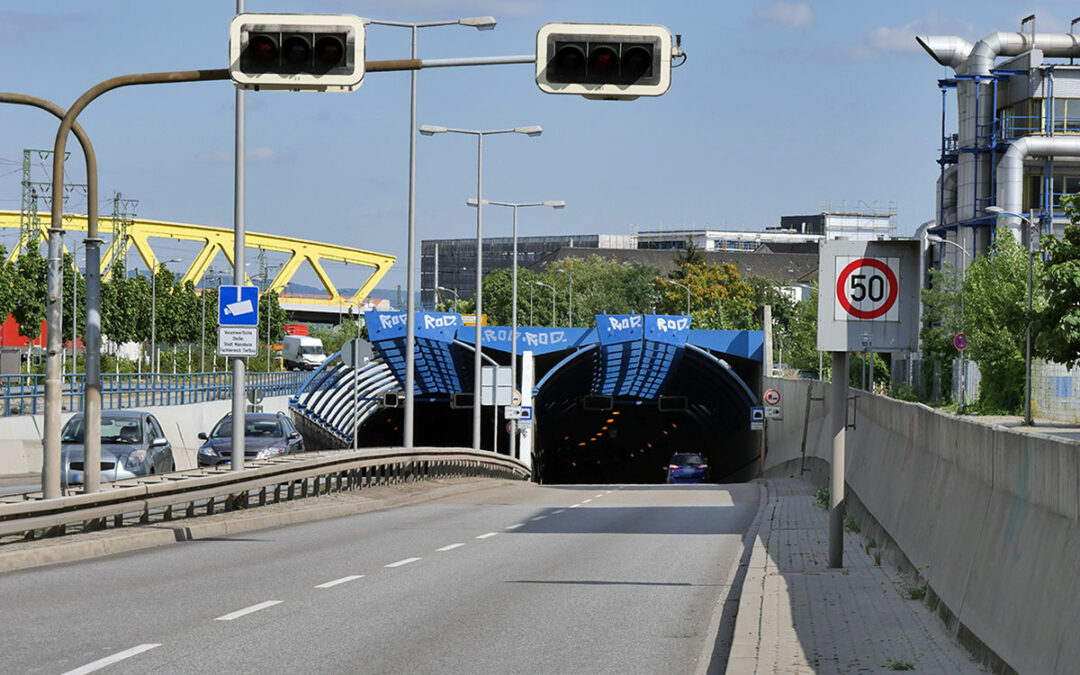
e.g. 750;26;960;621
282;335;326;370
665;452;710;484
197;412;304;467
60;411;175;486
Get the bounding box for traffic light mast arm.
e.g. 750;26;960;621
366;54;535;72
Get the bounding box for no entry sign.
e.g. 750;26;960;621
763;388;781;406
817;240;920;352
834;257;900;321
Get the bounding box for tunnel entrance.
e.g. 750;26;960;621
534;345;759;484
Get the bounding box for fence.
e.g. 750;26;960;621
0;370;310;417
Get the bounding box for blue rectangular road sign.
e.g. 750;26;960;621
219;285;260;326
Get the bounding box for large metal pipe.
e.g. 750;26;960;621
996;135;1080;236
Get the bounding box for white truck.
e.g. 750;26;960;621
281;335;326;371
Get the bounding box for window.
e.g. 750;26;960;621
1054;99;1080;134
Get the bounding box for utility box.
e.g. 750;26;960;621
0;347;20;375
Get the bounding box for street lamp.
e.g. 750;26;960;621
986;205;1037;425
437;285;459;311
367;16;496;451
927;234;972;414
662;278;691;316
150;258;181;375
557;268;573;326
420;124;542;451
534;281;556;327
468;198;564;459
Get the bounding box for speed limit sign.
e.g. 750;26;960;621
834;257;900;321
817;240;919;352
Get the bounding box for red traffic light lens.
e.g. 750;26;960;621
247;34;277;68
588;45;618;78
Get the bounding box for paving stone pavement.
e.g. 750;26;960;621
726;478;985;674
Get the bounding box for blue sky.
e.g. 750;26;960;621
0;1;1075;293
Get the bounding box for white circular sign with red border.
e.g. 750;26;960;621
834;256;901;321
763;388;781;406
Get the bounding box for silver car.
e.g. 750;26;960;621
60;411;175;486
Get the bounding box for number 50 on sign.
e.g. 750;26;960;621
834;256;901;321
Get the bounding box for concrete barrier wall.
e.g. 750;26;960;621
0;396;292;476
763;376;1079;675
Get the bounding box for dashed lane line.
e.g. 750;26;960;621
552;509;566;514
385;557;422;568
530;515;547;521
214;601;283;621
505;524;524;530
582;499;593;504
315;575;364;589
62;644;161;675
475;532;499;540
436;543;465;552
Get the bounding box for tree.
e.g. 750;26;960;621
919;263;963;399
1036;194;1080;366
12;246;48;342
964;226;1038;413
786;284;821;373
0;246;16;324
657;262;754;329
60;252;86;346
671;237;706;272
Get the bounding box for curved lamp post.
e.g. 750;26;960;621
534;281;556;327
662;278;690;316
927;234;971;414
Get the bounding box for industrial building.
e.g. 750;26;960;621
918;20;1080;269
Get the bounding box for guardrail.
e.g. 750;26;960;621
0;447;530;542
0;370;309;416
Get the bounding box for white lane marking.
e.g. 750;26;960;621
315;575;364;589
605;490;614;494
62;644;161;675
437;543;465;551
552;509;566;514
505;524;524;530
530;515;547;521
475;532;498;539
582;498;593;503
214;600;282;621
385;557;422;568
595;493;604;498
569;504;581;508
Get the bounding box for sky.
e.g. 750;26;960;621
1;1;1076;295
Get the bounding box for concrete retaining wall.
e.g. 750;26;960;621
0;396;292;476
763;377;1079;675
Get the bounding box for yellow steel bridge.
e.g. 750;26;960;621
1;210;395;321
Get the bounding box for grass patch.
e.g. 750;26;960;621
844;514;861;534
874;551;882;566
906;585;926;601
814;486;829;509
887;659;915;670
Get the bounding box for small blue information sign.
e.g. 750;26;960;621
219;285;259;326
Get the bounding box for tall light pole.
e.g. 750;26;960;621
437;285;459;311
150;258;181;375
529;283;535;325
928;234;972;414
557;268;573;326
987;205;1037;425
663;278;690;316
368;16;496;451
420;124;542;450
468;198;564;459
535;281;556;327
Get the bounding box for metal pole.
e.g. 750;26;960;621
200;278;205;373
232;1;248;471
473;132;483;450
829;350;847;568
510;204;519;460
403;25;419;449
1025;231;1033;425
151;264;157;376
353;339;359;450
551;287;556;328
529;284;534;325
568;273;573;327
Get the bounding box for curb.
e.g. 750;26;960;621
722;479;773;675
695;480;770;675
0;479;503;574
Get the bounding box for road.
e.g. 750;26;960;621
0;481;757;674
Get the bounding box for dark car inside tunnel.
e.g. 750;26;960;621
534;345;760;484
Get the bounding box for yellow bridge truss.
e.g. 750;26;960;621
0;210;395;312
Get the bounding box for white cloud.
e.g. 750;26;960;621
866;11;974;53
756;2;814;29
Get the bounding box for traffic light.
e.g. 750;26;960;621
229;13;365;92
536;23;674;100
379;391;403;408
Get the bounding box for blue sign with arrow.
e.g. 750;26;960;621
219;285;259;326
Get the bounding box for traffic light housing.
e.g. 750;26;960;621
379;391;403;408
229;13;365;92
536;23;673;100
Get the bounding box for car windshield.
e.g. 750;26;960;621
300;346;323;355
61;415;143;444
210;418;283;439
671;453;704;465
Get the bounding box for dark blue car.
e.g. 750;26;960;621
666;452;709;484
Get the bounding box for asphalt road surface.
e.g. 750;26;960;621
0;481;758;674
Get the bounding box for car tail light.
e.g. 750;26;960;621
699;465;708;470
668;464;680;470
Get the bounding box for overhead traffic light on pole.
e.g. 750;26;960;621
229;13;365;92
535;23;676;100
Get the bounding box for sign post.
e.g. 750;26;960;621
818;240;920;568
219;285;259;471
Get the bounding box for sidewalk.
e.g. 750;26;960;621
726;478;984;674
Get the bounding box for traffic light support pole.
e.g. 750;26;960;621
0;93;99;497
